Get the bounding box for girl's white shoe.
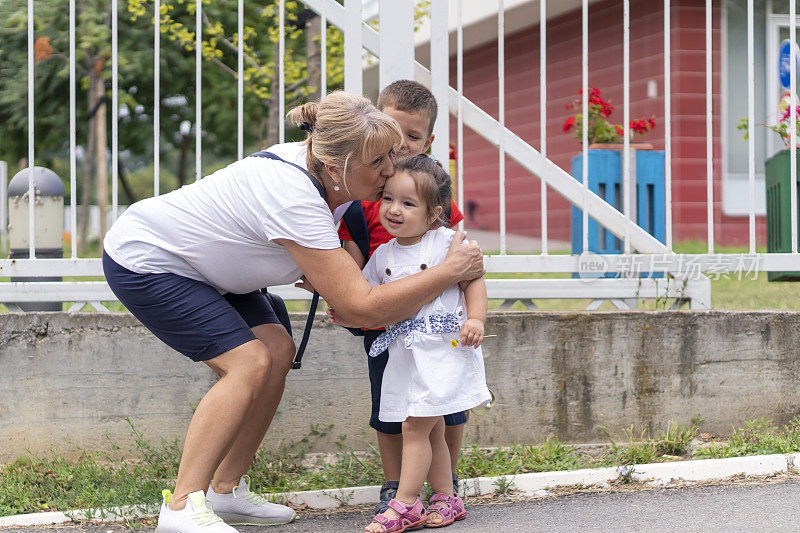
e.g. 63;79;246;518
155;489;238;533
207;475;297;526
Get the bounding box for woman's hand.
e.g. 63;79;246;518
326;308;360;328
445;230;485;282
294;275;315;293
460;318;484;348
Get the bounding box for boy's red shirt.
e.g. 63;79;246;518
338;200;465;259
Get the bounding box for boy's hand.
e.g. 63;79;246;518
294;275;315;293
326;308;359;328
460;318;484;348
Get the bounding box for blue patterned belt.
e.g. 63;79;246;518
368;312;462;357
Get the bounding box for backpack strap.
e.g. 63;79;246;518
249;150;323;370
341;201;370;260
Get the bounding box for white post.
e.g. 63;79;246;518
379;0;414;91
195;0;202;181
27;0;35;259
70;0;77;256
112;0;119;222
457;0;464;230
581;0;589;253
705;0;714;252
320;13;327;97
344;0;363;95
0;161;7;248
498;0;506;255
791;0;798;253
279;0;285;144
747;0;755;254
664;0;673;251
540;0;548;255
237;0;244;160
154;0;161;195
430;0;449;165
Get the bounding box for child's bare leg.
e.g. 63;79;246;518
365;417;438;533
444;423;465;475
426;417;456;525
376;431;403;481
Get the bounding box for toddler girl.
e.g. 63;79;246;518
336;154;491;532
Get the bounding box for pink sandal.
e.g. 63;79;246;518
365;496;427;533
424;493;466;528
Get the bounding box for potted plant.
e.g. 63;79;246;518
563;87;664;273
739;105;800;280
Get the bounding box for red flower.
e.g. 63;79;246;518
563;87;655;144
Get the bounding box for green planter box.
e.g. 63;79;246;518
765;149;800;281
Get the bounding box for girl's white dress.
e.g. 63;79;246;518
363;227;492;422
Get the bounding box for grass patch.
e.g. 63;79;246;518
6;417;800;516
694;418;800;459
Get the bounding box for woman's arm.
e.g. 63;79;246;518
276;230;484;328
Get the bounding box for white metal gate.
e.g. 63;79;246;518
2;0;799;312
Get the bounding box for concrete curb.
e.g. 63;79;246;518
2;453;799;527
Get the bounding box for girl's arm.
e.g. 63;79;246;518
277;230;484;329
342;239;366;269
460;277;488;348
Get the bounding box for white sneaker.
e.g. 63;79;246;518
207;475;297;526
155;489;239;533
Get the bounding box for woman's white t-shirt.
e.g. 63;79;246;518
103;142;350;294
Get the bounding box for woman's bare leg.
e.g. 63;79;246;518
210;324;295;493
169;338;274;511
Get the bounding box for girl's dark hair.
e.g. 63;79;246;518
393;154;452;228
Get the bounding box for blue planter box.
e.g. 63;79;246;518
570;149;666;278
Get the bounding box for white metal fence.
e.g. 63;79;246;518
2;0;799;312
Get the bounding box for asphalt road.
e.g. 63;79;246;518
7;477;800;533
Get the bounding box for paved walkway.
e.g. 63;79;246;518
11;476;800;532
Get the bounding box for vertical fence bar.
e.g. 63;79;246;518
705;0;714;253
540;0;548;255
430;0;449;166
70;0;77;257
154;0;160;196
747;0;755;254
457;0;464;231
344;0;363;96
792;0;798;253
320;13;327;97
237;0;244;160
0;161;6;249
112;0;119;222
379;1;414;90
27;0;35;259
581;0;589;253
195;0;202;181
664;0;673;251
498;0;506;255
623;0;631;255
279;0;285;144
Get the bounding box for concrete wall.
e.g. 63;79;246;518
2;311;800;462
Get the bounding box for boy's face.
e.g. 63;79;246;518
381;106;435;157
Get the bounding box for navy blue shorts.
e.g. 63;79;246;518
365;330;467;434
103;251;281;362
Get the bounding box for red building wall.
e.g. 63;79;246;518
450;0;766;248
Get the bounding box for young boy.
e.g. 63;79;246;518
338;79;467;515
